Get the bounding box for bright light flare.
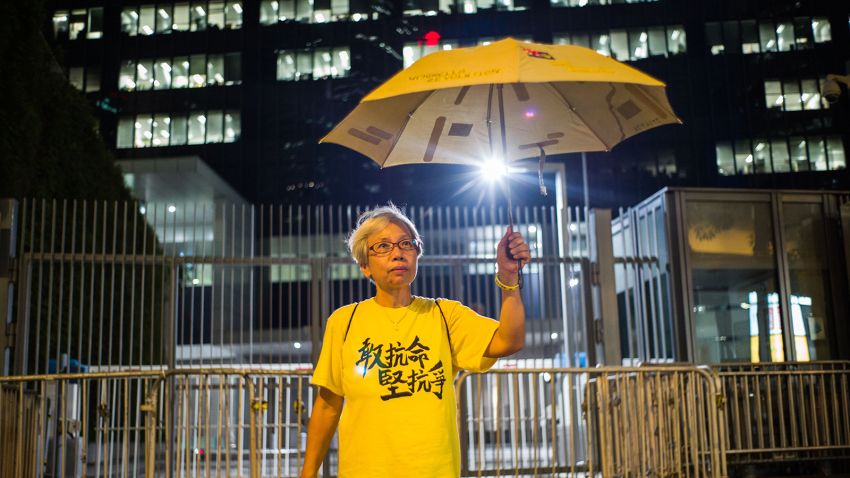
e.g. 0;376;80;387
480;158;509;182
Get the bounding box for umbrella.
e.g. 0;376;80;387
321;37;680;201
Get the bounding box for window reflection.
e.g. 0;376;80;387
782;203;833;360
686;200;780;363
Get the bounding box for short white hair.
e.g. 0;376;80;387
347;203;423;266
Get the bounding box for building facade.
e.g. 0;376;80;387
46;0;850;208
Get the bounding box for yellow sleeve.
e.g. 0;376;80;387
441;299;499;373
310;304;354;396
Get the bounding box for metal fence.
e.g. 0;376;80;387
456;366;726;478
6;198;651;376
715;361;850;466
1;365;727;478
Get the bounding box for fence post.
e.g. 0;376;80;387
589;209;621;366
0;199;17;376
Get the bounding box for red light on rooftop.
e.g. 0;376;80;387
424;31;441;47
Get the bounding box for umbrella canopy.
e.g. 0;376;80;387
321;37;681;169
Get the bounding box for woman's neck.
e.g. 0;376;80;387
373;287;413;308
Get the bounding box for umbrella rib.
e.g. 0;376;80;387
545;82;613;152
379;90;438;168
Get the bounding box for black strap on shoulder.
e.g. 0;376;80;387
434;299;454;357
343;302;360;343
342;299;452;356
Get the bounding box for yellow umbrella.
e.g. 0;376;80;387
321;37;680;181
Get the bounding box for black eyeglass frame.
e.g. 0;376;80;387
367;238;422;255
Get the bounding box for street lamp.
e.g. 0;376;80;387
822;74;850;104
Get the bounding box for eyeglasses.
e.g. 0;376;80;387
368;238;421;256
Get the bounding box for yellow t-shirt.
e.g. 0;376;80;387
311;297;499;478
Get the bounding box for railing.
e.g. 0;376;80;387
0;369;316;478
5;364;850;477
455;366;726;478
715;361;850;466
2;366;724;478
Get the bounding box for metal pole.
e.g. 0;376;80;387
0;200;17;376
582;152;589;209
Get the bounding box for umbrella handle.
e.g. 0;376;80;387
504;184;524;290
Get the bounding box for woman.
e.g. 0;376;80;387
301;204;530;478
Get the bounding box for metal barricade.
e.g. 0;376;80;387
455;366;727;478
0;369;315;478
715;361;850;466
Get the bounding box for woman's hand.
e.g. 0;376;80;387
496;226;531;284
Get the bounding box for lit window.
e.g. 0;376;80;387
782;80;802;111
592;33;611;57
402;41;458;68
119;61;136;91
224;110;241;142
771;139;790;173
812;17;831;43
139;5;156;35
209;1;226;29
790;137;809;172
759;21;777;52
156;6;173;34
87;7;104;39
827;137;846;170
152;114;171;146
740;20;759;54
277;52;297;80
792;17;812;50
809;138;827;171
280;0;297;21
188;113;206;144
278;48;350;79
121;8;138;35
225;1;243;28
224;53;242;85
69;67;85;90
173;57;190;88
753;139;769;173
53;10;70;38
716;142;735;175
801;79;821;110
629;30;648;60
171;115;188;145
295;0;311;21
667;26;686;55
85;66;101;92
154;59;172;90
734;140;754;175
647;27;666;57
190;1;208;31
705;22;723;55
764;80;782;110
135;115;153;148
173;3;191;31
117;117;134;149
136;60;155;90
207;55;225;85
775;21;794;51
69;9;87;39
190;55;207;87
260;0;278;24
609;30;628;61
206;111;224;143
